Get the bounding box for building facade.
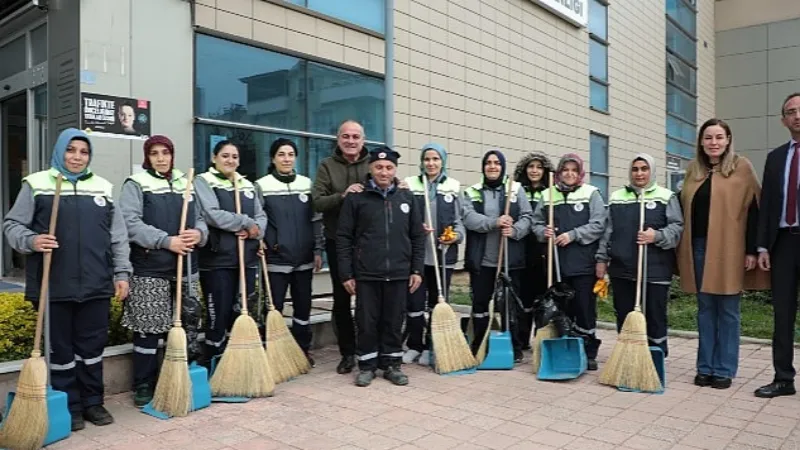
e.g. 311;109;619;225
0;0;723;277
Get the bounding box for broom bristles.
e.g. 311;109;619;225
598;310;662;392
530;323;559;374
210;314;274;397
430;302;476;373
150;326;191;417
265;310;310;384
0;355;48;450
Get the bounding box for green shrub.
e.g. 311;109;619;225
0;293;132;363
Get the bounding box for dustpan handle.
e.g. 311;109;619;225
547;171;555;288
553;242;562;283
503;237;510;332
45;291;51;385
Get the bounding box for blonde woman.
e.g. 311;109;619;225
677;118;769;390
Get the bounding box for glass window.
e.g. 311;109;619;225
666;20;696;64
589;39;608;81
590;80;608;111
588;0;607;40
667;84;697;124
666;114;696;144
287;0;385;33
30;24;47;66
667;136;695;159
307;61;386;141
666;54;696;93
195;34;385;142
0;36;26;80
666;0;696;36
590;133;609;201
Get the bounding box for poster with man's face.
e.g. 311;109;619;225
80;93;151;140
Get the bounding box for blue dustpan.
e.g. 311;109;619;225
537;336;587;380
141;362;212;419
4;387;71;447
617;346;666;394
477;330;514;370
208;355;250;403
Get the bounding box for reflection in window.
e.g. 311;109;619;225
30;24;47;66
667;84;696;125
285;0;385;33
666;21;696;64
588;0;609;113
666;54;696;93
195;34;386;142
666;0;696;35
590;133;610;201
0;36;26;80
589;40;608;81
588;0;607;41
590;80;608;112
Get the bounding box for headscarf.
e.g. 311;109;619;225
51;128;92;185
629;153;657;193
482;150;506;189
555;153;586;192
420;142;447;198
514;151;554;191
142;135;175;178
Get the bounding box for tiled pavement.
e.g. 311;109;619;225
48;330;800;450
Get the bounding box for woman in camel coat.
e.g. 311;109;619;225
677;118;769;390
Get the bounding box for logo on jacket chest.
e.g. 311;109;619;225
444;193;454;203
646;201;657;210
93;196;107;207
573;203;584;212
298;193;309;203
243;190;254;199
400;203;410;214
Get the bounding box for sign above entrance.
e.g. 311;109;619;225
80;92;151;140
528;0;588;28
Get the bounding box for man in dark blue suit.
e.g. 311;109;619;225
755;92;800;398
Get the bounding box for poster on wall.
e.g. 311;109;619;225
80;93;151;140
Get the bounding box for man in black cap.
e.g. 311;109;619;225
336;146;425;387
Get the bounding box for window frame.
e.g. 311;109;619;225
589;132;610;201
588;0;610;113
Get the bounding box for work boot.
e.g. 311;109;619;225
337;355;356;374
587;359;598;371
355;370;376;387
83;405;114;426
133;383;154;408
305;351;316;368
71;413;86;431
383;366;409;386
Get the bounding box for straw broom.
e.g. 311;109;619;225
598;192;661;392
150;169;195;417
0;174;62;450
259;242;310;384
531;171;559;373
425;176;476;374
209;175;274;397
475;177;514;364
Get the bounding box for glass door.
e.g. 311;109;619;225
1;93;29;276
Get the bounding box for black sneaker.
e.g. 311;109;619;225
71;413;86;431
587;359;598;371
83;405;114;426
355;370;376;387
133;383;153;408
694;373;713;387
383;366;409;386
337;355;355;374
711;376;732;389
305;352;316;368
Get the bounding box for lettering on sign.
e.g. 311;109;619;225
528;0;588;28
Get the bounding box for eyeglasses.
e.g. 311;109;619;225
783;108;800;117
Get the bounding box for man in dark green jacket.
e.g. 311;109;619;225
312;120;371;374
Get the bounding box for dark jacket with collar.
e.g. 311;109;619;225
336;176;425;282
757;141;795;252
312;147;371;240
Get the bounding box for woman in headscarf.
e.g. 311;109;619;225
596;154;683;358
513;152;554;348
462;150;533;362
255;138;323;367
402;143;465;366
532;153;607;370
3;128;132;431
118;135;207;408
194;140;267;365
677;118;768;389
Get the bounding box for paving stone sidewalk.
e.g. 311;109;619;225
48;329;800;450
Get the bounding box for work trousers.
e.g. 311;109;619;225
200;268;256;361
406;265;453;352
562;274;601;360
610;277;670;357
269;269;314;352
769;230;800;382
356;280;406;371
326;239;356;357
469;267;523;354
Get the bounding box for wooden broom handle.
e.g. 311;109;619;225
258;241;275;310
422;176;445;302
547;171;554;288
233;175;249;314
33;173;63;356
494;177;515;278
634;192;646;310
173;169;195;325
